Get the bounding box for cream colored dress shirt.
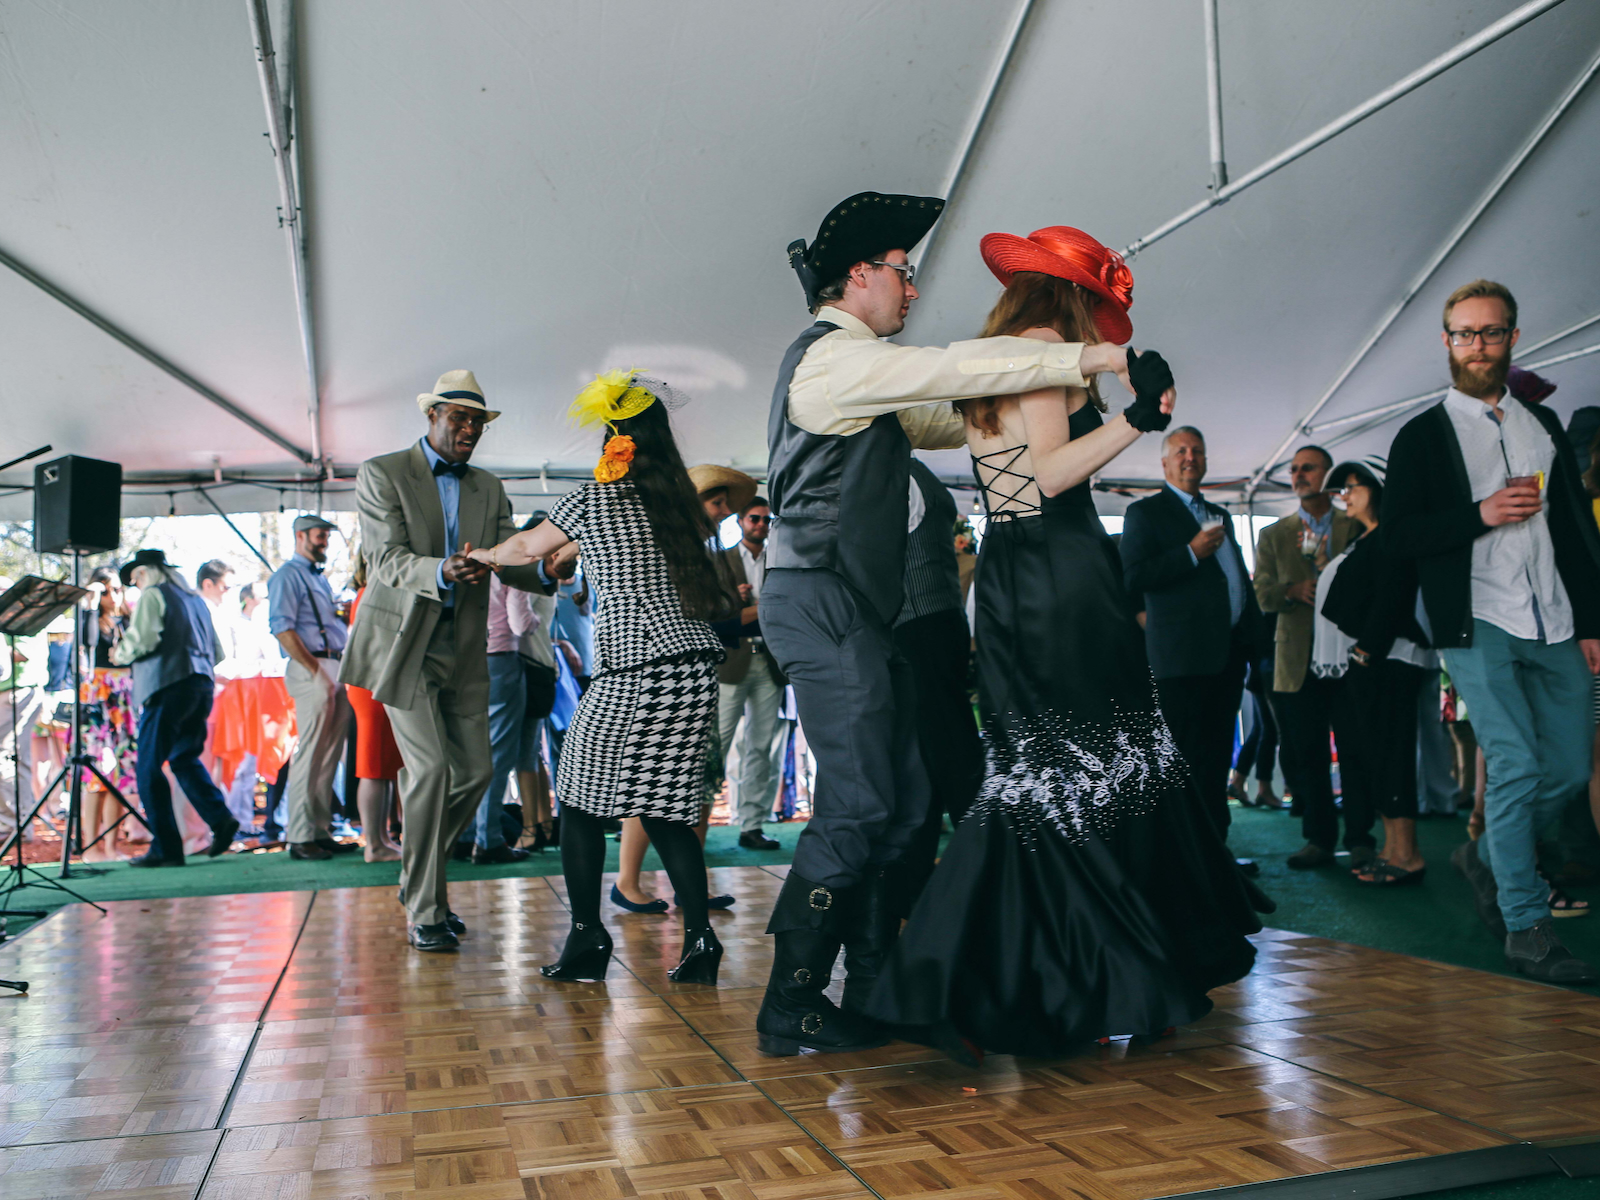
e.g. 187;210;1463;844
787;306;1088;448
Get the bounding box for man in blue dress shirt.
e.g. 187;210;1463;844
1120;426;1262;855
268;514;354;861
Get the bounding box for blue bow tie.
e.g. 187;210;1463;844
432;459;468;480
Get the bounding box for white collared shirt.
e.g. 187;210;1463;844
1441;389;1570;642
738;541;766;602
786;306;1088;449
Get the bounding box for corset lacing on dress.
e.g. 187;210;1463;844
972;444;1042;520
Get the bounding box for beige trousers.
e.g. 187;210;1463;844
285;658;352;845
386;622;493;927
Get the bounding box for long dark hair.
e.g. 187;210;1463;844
604;401;728;620
958;272;1105;435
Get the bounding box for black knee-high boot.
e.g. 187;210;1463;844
640;815;722;984
543;807;613;981
756;871;887;1056
839;864;904;1015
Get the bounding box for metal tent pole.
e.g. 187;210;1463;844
1242;39;1600;498
1203;0;1227;192
247;0;324;472
1123;0;1568;258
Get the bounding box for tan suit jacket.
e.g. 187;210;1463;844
341;442;542;709
1253;509;1360;693
712;546;785;687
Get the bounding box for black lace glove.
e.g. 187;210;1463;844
1123;348;1173;433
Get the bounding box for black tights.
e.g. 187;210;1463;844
559;808;710;931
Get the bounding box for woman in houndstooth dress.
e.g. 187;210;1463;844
471;372;731;986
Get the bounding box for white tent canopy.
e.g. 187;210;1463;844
3;0;1598;521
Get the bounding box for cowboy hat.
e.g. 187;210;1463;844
979;226;1134;345
119;548;175;587
788;191;945;309
687;465;757;514
416;369;500;421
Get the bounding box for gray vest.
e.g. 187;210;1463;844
898;458;962;624
130;583;217;709
766;322;912;624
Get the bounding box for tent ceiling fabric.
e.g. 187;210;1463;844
2;0;1597;521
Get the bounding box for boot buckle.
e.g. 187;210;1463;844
801;1012;824;1035
792;967;811;986
808;887;833;911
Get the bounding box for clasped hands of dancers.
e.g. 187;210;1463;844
350;190;1270;1061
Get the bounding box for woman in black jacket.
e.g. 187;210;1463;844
1318;461;1435;885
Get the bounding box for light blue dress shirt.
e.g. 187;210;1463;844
1298;502;1333;545
1167;482;1246;627
267;554;348;656
419;438;461;607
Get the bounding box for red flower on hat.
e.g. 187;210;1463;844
1100;254;1133;308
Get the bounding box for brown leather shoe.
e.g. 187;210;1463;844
1287;843;1334;869
289;842;332;861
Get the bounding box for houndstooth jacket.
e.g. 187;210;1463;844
547;481;724;678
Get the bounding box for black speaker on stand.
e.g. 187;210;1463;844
27;455;150;877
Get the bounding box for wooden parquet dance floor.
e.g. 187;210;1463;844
1;864;1598;1199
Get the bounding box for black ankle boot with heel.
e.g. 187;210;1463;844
541;922;613;981
668;927;723;984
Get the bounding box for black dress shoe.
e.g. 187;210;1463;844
315;837;360;855
289;842;332;861
738;830;780;850
408;922;460;952
1235;858;1260;877
208;817;241;858
452;842;474;862
445;911;467;936
471;843;530;865
668;927;723;985
128;850;184;868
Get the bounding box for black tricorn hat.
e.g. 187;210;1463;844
119;548;173;587
788;191;945;308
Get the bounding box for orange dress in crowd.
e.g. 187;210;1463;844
346;588;404;781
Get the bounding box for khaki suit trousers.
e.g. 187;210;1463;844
284;659;352;845
386;620;493;926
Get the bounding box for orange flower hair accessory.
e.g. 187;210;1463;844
594;434;636;481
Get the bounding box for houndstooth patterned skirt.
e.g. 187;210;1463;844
555;655;720;821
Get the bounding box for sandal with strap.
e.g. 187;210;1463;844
1352;859;1427;887
1549;885;1590;918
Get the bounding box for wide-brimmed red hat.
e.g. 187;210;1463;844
979;226;1134;345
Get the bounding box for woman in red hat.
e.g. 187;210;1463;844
865;227;1271;1061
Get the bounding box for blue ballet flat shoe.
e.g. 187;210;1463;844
610;884;668;914
675;893;736;910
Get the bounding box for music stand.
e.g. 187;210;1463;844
0;575;100;916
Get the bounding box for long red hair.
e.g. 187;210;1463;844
957;273;1104;436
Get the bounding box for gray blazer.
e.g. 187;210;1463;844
340;442;542;709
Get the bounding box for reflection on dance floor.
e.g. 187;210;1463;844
1;867;1597;1198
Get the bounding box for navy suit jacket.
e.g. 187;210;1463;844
1120;487;1261;680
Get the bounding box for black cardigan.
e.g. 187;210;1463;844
1320;529;1427;659
1381;400;1600;648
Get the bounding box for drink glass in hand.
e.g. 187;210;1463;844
1300;527;1321;559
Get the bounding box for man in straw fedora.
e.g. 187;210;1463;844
755;192;1150;1056
342;370;548;951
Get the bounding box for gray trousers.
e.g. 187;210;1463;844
760;569;928;888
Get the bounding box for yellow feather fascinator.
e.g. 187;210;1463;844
569;369;657;429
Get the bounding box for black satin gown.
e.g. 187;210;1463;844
865;405;1272;1059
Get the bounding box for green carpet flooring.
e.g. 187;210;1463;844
4;806;1598;998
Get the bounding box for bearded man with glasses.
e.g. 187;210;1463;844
1385;279;1600;983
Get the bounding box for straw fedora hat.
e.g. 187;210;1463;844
416;369;500;421
688;464;757;514
979;226;1135;345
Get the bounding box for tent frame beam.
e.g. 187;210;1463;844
1243;38;1600;497
247;0;324;472
1203;0;1227;191
1308;308;1600;435
1123;0;1567;258
911;0;1037;282
0;244;315;464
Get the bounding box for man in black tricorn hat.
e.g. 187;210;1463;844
756;191;1140;1055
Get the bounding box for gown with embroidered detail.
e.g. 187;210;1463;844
865;403;1270;1058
